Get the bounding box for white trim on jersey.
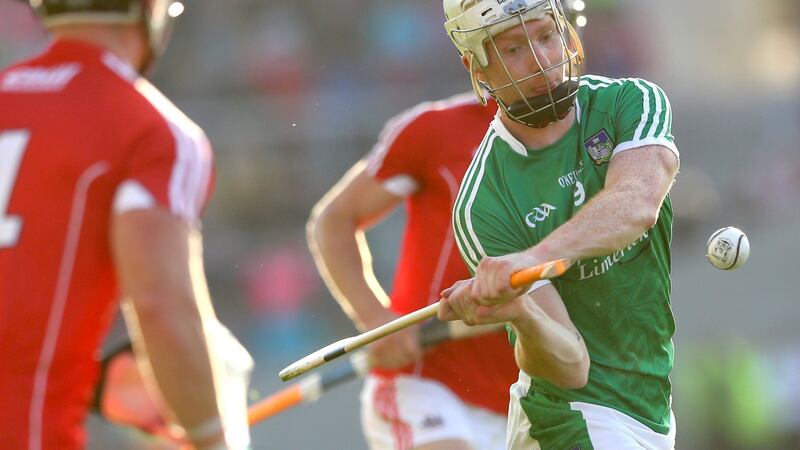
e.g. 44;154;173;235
488;99;579;156
579;75;624;90
452;128;497;272
381;175;419;197
102;53;212;225
493;102;679;163
28;162;110;450
366;92;480;184
489;114;527;157
134;80;213;225
101;52;137;83
113;180;156;214
631;78;653;143
456;134;496;272
610;78;679;164
579;76;679;164
612;137;680;165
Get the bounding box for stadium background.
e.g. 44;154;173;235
1;0;798;448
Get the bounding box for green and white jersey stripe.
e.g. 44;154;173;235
579;75;677;158
452;129;496;272
452;75;678;448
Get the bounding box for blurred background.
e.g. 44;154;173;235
2;0;799;448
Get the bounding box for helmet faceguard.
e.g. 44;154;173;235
28;0;183;73
444;0;583;128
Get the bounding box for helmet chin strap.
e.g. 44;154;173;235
501;78;579;128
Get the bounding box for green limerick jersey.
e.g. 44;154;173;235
453;75;679;439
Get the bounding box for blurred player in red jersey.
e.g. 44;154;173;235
0;1;251;449
307;93;518;450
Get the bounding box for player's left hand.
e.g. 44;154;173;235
470;250;543;305
438;250;545;325
438;278;527;325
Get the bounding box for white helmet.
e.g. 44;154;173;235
444;0;584;128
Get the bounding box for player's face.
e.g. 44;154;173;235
478;16;568;106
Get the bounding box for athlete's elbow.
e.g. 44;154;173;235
522;352;590;390
625;205;659;237
308;198;349;238
557;341;590;389
635;188;667;229
306;207;321;247
565;357;591;389
306;199;327;236
550;359;589;390
558;374;588;390
306;201;336;247
640;206;660;230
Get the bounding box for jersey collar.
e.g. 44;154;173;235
101;51;138;83
490;98;581;158
490;112;528;157
49;39;139;83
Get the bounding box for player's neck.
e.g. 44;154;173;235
51;25;145;73
500;109;576;150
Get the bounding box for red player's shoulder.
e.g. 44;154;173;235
406;92;495;125
379;93;496;145
2;40;156;127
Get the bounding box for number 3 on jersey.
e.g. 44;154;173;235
0;130;29;248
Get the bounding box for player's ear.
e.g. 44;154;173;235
462;52;486;83
463;52;488;107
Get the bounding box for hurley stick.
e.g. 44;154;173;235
279;258;571;381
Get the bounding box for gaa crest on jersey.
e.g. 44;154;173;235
584;129;614;165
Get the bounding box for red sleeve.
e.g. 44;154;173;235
122;115;215;224
365;104;439;196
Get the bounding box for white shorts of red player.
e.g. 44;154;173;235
361;374;506;450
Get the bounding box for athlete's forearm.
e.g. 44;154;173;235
532;147;677;263
123;232;226;448
307;205;391;331
533;180;658;262
124;298;223;438
510;296;589;389
113;213;228;448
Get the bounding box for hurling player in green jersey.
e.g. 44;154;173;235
437;1;680;449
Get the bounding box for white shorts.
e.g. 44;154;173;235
361;374;507;450
507;371;676;450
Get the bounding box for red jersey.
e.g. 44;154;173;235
0;40;214;450
365;93;518;414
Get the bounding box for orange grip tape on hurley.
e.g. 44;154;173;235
509;258;571;289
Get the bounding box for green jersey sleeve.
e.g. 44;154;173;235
613;78;679;162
